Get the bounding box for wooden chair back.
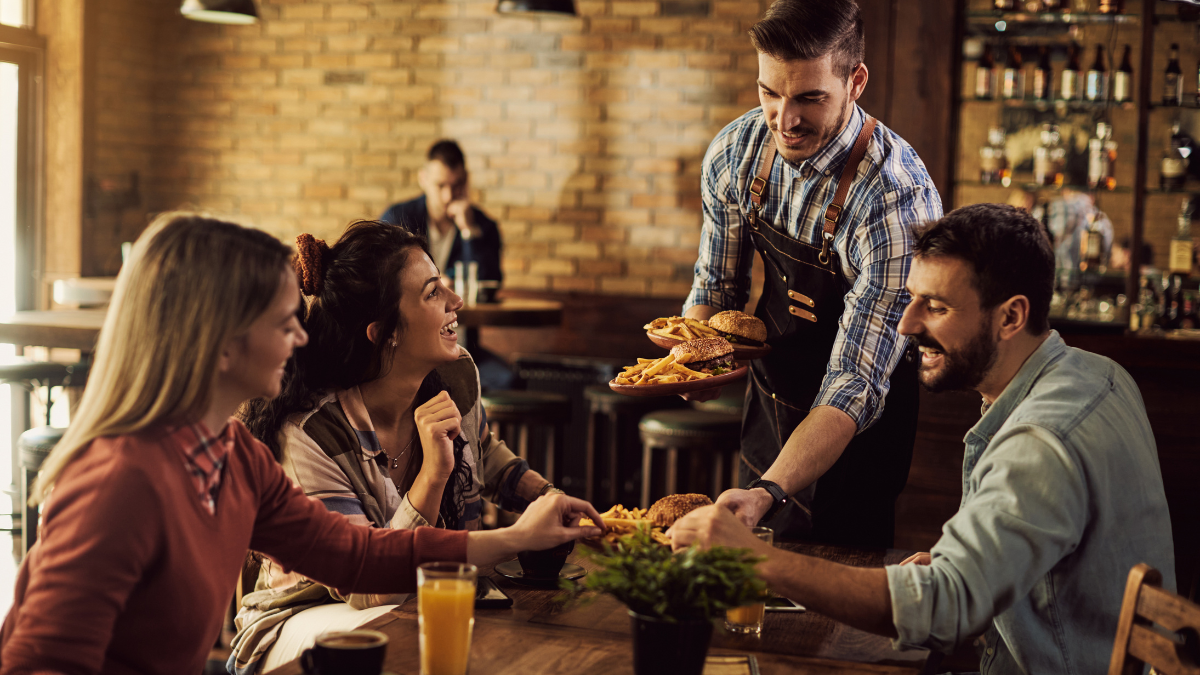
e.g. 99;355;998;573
1109;563;1200;675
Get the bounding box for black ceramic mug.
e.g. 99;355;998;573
517;539;575;579
300;629;388;675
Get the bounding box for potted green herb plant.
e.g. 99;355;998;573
563;527;767;675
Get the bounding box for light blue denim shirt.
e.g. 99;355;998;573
886;331;1175;674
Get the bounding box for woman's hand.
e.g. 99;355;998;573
466;494;605;566
414;391;461;480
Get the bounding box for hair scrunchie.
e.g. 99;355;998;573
294;233;330;297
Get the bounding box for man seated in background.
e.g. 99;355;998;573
381;139;512;390
670;203;1176;675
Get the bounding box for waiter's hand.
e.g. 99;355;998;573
715;487;774;528
679;386;722;402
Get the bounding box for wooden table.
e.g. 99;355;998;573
456;298;563;329
0;310;107;350
273;542;928;675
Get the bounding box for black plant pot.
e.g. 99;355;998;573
628;611;714;675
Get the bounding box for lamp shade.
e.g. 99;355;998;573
497;0;577;15
180;0;259;24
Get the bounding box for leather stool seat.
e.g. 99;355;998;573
638;409;742;508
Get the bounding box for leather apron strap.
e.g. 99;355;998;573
749;116;878;265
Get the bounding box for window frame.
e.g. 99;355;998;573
0;23;45;311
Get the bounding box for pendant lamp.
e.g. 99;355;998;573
180;0;259;24
497;0;577;15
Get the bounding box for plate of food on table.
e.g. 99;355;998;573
644;310;771;359
578;494;713;549
609;336;748;397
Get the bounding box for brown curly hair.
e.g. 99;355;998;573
293;233;330;296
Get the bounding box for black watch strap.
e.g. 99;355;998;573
745;478;788;523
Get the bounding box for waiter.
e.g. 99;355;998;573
684;0;942;548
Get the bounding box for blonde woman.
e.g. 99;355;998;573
0;213;603;675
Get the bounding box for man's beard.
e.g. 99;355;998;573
912;318;999;394
773;98;851;168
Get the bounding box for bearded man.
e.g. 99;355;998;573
683;0;943;548
671;203;1176;675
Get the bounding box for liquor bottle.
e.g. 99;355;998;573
980;126;1008;185
1088;122;1116;190
1033;46;1053;102
1085;44;1107;101
1169;198;1195;276
994;0;1015;10
1035;123;1064;186
1098;0;1123;13
976;44;996;100
1164;43;1182;106
1079;212;1104;273
1112;44;1133;103
1161;120;1191;191
1062;44;1082;102
1158;275;1184;329
1181;292;1198;330
1003;45;1024;99
1041;0;1060;9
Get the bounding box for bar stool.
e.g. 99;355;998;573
0;358;90;426
638;409;742;509
17;426;62;557
583;385;682;508
480;390;572;485
689;377;746;417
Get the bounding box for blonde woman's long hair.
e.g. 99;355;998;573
31;212;293;504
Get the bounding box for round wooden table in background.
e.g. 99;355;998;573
456;298;563;329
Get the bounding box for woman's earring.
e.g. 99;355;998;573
389;339;397;348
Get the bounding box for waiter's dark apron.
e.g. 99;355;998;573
740;117;919;549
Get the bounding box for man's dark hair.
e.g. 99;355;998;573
914;203;1055;335
427;139;465;171
749;0;865;80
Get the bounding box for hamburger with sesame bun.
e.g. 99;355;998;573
648;493;713;528
707;310;768;346
670;337;735;375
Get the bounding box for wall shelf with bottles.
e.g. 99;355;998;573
955;0;1200;334
968;11;1139;25
965;98;1138;110
960;180;1136;192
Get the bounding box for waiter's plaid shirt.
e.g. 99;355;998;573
684;105;943;432
171;421;232;515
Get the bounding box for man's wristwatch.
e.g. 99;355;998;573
745;478;789;524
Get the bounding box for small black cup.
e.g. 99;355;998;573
300;629;388;675
516;539;575;579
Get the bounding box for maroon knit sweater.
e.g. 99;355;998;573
0;420;468;675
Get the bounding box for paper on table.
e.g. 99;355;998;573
703;654;760;675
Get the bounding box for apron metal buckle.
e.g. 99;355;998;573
818;232;834;265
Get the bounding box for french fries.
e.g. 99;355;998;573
613;354;713;386
580;504;671;547
644;316;720;342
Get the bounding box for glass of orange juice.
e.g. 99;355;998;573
418;562;477;675
724;526;773;635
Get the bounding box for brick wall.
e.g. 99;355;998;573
94;0;772;296
83;0;167;275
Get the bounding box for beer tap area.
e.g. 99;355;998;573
956;0;1199;339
